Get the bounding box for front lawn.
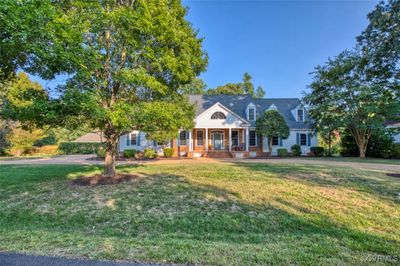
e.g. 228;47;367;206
0;162;399;265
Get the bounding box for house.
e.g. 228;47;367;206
386;121;400;143
74;131;104;143
118;95;317;158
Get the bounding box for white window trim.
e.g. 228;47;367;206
179;131;187;146
130;133;137;146
246;103;256;121
249;130;257;146
297;109;304;122
231;129;239;146
196;129;204;146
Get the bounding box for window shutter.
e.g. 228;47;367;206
296;133;300;145
137;132;141;146
127;134;130;146
279;137;283;146
307;133;311;147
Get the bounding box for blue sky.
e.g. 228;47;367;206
183;0;377;98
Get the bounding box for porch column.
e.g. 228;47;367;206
228;128;232;152
245;127;249;152
205;128;208;151
188;130;193;151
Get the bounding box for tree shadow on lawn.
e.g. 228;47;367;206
231;162;400;204
1;164;399;262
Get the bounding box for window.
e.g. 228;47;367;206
211;112;226;119
130;133;137;145
231;130;239;146
249;130;256;146
297;109;304;122
248;107;255;121
196;130;204;146
300;133;307;146
272;136;279;146
179;131;186;146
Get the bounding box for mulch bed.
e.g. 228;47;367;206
386;173;400;178
72;174;138;186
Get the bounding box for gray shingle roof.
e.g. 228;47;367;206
188;94;312;129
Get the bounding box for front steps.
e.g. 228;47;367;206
206;150;232;158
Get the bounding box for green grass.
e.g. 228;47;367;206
298;156;400;165
0;162;399;265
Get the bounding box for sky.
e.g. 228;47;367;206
31;0;378;99
182;0;378;98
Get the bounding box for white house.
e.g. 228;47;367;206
118;94;317;158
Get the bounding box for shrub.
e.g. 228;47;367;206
310;146;324;157
143;148;158;159
59;142;105;154
291;144;302;156
163;147;174;158
123;149;137;158
96;147;106;158
392;143;400;159
34;145;59;155
277;148;288;157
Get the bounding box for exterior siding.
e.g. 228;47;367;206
263;130;317;155
118;130;166;154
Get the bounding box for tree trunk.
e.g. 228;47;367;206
349;127;370;159
103;124;118;178
328;133;332;157
358;144;367;158
268;137;273;156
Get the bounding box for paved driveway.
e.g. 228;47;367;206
0;154;399;172
0;252;160;266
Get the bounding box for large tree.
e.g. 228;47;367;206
256;110;289;154
305;50;398;158
0;0;207;178
207;72;265;98
304;1;400;158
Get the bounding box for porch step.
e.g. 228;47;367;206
206;151;232;158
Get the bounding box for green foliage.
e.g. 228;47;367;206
291;144;302;156
340;129;397;159
59;142;104;155
163;147;174;158
207;83;244;95
179;78;207;95
392;143;400;159
143;148;158;159
310;146;324;157
207;72;265;98
304;0;400;158
277;148;288;157
123;149;137;158
255;86;265;99
96;147;106;158
6;125;46;156
0;0;207;176
256;110;289;153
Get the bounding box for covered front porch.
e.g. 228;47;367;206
175;128;254;158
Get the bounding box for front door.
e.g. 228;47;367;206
212;132;224;150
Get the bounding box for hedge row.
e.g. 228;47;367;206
59;142;105;154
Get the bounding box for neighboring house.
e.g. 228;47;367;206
386;121;400;143
74;131;104;143
118;95;317;158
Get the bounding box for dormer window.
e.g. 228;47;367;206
248;107;255;121
297;109;304;122
268;104;277;111
211;112;226;119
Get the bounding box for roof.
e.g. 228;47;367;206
74;131;104;143
188;94;311;129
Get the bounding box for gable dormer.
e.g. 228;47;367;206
267;104;277;111
246;103;256;121
291;105;305;122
